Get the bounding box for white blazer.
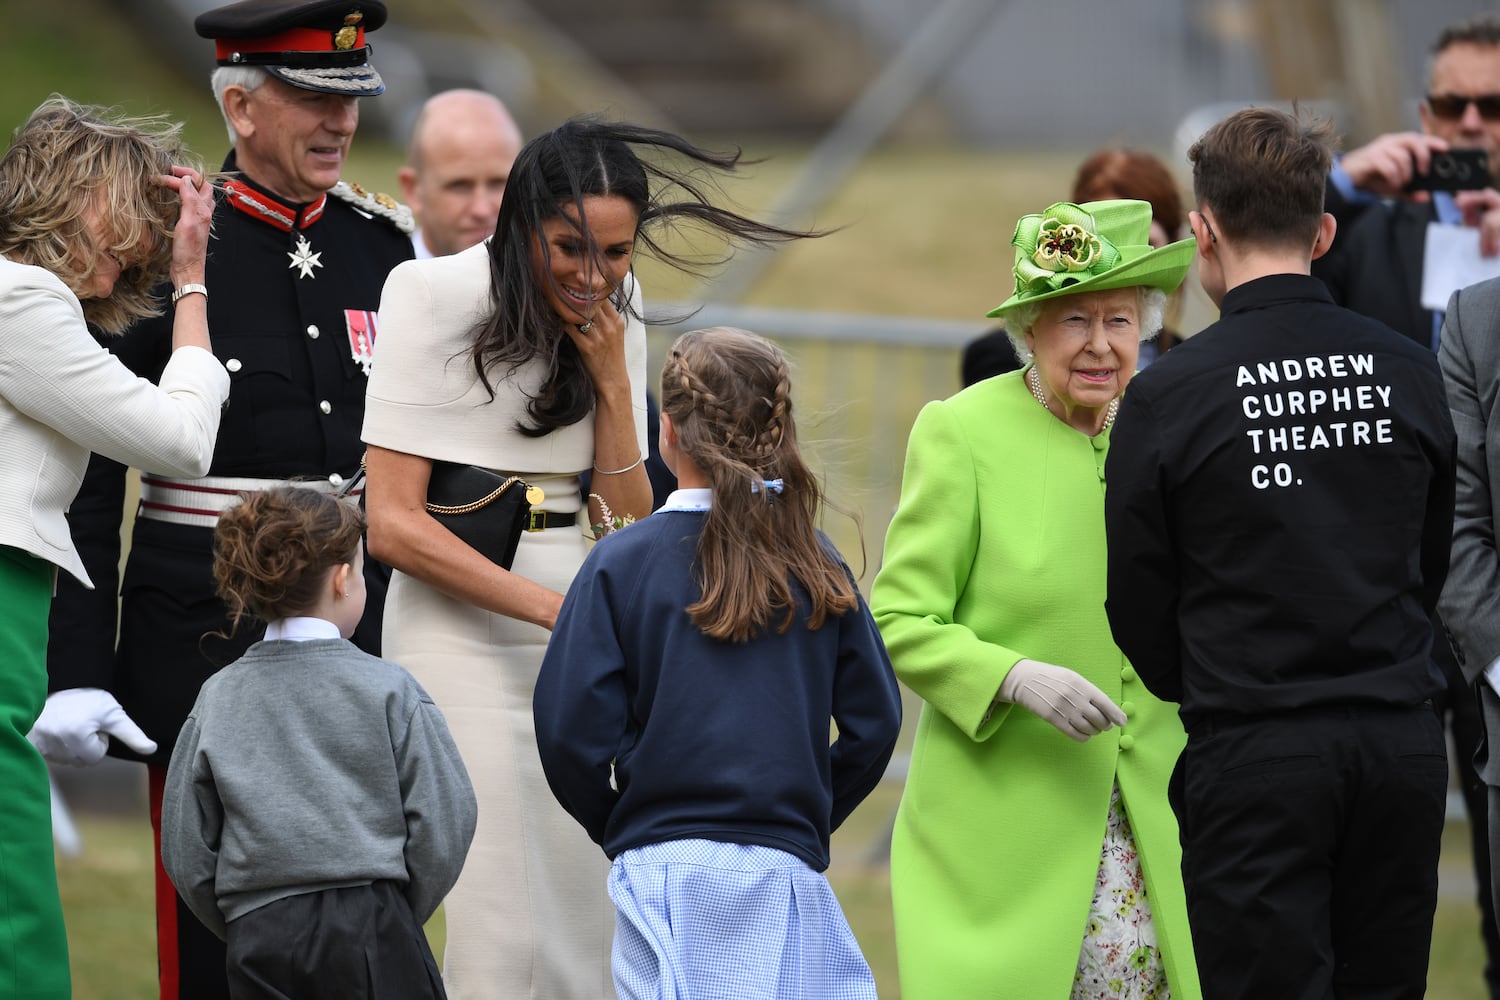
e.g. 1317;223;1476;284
0;256;229;587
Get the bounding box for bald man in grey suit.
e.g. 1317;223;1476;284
1440;275;1500;920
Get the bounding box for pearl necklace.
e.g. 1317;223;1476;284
1027;365;1119;433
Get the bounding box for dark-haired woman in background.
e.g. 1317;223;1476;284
1072;148;1188;366
362;116;815;1000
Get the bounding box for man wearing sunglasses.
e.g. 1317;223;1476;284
1317;15;1500;343
1313;14;1500;1000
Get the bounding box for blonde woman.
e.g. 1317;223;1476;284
0;97;226;997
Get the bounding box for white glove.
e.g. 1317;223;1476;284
27;688;157;766
997;659;1128;742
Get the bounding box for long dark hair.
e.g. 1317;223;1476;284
473;115;817;436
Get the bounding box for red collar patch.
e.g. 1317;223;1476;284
223;179;328;232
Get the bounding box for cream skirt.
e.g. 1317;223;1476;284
384;491;613;1000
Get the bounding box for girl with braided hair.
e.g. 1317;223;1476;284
534;326;903;999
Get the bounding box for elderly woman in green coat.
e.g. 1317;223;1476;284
872;200;1201;1000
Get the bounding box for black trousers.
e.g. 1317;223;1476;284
225;882;445;1000
1172;703;1447;1000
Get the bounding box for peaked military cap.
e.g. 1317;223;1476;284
195;0;388;97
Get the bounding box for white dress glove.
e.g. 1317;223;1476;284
26;688;158;766
997;658;1128;742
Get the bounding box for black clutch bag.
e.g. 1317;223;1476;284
424;461;544;570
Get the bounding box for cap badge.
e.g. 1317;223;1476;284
334;12;362;51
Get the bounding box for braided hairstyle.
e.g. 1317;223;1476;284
661;327;857;642
212;487;365;636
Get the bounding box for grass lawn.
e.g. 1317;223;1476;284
16;6;1485;996
56;774;1493;999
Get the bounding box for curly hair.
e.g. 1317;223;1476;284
660;327;858;642
0;96;201;335
476;115;821;437
212;488;366;635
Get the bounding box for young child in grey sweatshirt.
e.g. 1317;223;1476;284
161;487;476;999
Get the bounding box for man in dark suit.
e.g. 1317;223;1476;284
1313;18;1500;992
31;2;413;997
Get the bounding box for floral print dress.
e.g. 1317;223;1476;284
1072;782;1170;1000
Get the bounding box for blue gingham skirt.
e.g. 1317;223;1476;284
608;838;878;1000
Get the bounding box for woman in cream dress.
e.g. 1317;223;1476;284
363;116;817;1000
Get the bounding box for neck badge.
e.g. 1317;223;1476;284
288;234;324;279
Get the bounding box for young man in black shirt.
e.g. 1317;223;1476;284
1105;107;1457;1000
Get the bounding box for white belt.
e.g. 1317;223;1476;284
137;473;362;529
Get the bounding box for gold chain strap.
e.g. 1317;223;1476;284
426;476;524;516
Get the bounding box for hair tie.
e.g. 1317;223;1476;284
751;478;784;496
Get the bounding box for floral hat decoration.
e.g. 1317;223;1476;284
986;199;1195;317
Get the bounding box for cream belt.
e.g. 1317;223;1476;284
137;473;361;528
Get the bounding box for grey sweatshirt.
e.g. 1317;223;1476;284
160;637;477;939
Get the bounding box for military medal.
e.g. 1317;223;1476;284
345;309;378;376
288;234;323;279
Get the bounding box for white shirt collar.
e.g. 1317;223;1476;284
657;488;713;513
411;229;434;260
264;617;341;642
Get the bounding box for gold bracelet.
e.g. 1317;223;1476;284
592;453;643;476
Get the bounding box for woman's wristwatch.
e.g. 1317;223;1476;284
171;283;209;306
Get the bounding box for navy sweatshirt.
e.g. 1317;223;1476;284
533;510;902;871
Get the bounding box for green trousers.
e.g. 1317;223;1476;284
0;547;69;998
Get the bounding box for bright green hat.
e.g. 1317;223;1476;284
986;199;1196;317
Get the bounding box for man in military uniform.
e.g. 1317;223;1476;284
35;2;413;996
